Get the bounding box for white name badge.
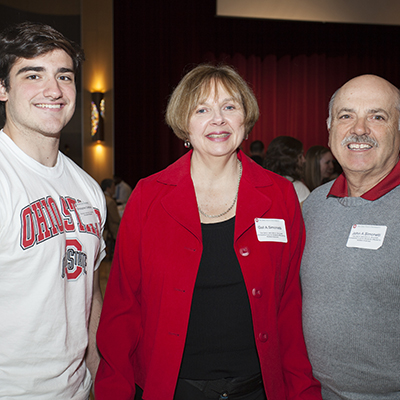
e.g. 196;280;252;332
75;201;98;225
346;224;387;250
255;218;287;243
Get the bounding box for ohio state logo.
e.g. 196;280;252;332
20;195;102;250
62;238;87;280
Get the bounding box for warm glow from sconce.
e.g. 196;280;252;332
94;142;105;157
91;82;104;92
90;70;107;93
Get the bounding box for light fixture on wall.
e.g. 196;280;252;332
91;92;105;142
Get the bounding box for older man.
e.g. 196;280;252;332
301;75;400;399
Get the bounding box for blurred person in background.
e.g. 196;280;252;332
113;175;132;205
304;146;335;192
249;139;265;165
101;178;121;259
264;136;310;207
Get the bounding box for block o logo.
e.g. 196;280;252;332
62;238;87;280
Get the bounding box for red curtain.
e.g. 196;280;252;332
114;1;400;187
202;52;332;153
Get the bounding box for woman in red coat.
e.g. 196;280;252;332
95;64;322;400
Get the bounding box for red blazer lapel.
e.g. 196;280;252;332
158;151;202;243
235;152;274;241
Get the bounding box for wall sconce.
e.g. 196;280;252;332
91;92;105;142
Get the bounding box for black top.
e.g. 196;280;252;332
179;217;261;379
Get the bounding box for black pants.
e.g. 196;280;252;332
135;374;266;400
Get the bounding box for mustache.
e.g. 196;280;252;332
341;134;379;148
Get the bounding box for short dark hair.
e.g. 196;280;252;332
101;178;114;192
264;136;304;181
250;140;264;154
0;22;85;119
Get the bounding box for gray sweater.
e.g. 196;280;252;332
301;180;400;399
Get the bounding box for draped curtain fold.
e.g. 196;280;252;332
114;1;400;187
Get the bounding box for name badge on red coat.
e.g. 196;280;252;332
255;218;287;243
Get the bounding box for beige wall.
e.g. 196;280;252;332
81;0;114;184
0;0;114;184
217;0;400;25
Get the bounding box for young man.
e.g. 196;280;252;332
301;75;400;399
0;22;106;399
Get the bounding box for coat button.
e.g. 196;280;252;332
258;332;268;342
252;288;263;298
239;247;250;256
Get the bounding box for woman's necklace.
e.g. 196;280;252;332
197;160;242;219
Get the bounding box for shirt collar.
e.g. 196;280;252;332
328;159;400;200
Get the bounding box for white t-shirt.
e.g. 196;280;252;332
0;130;106;399
285;176;310;204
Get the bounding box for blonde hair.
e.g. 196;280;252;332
165;64;259;141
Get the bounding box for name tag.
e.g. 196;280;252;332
346;224;387;250
255;218;287;243
75;201;98;225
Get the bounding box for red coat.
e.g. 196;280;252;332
95;150;321;400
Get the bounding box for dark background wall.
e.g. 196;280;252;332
0;5;82;165
113;1;400;188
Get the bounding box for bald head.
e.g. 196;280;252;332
327;74;400;195
327;75;400;129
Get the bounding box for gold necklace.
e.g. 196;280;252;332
198;160;242;219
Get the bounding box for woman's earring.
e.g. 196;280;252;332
184;140;191;148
